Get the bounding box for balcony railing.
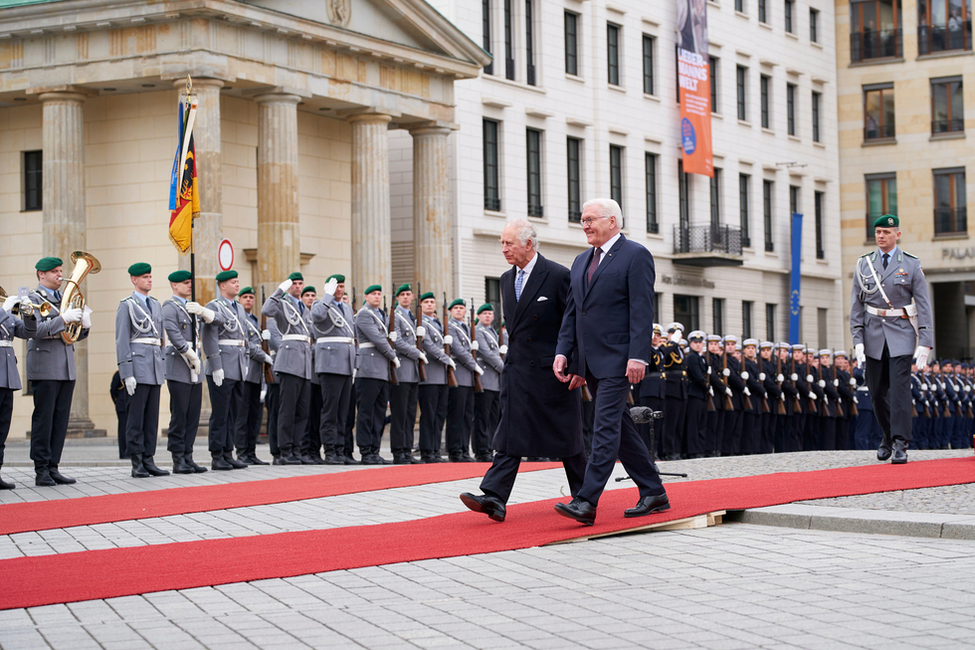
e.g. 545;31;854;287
850;28;902;62
484;196;501;212
932;118;965;134
918;21;972;56
674;224;743;256
864;121;896;140
935;207;968;235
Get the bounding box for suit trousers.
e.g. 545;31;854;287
390;381;418;453
578;372;664;507
866;344;912;444
446;385;474;457
277;372;311;456
761;412;776;454
819;416;836;451
207;375;241;454
124;383;161;457
265;382;280;456
418;384;448;453
305;381;323;455
319;373;353;452
0;387;12;467
166;380;202;456
355;377;388;452
684;396;707;457
30;379;74;470
234;380;263;455
661;396;686;458
481;449;587;503
472;389;499;457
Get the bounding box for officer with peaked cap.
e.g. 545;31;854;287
684;331;710;458
659;322;687;460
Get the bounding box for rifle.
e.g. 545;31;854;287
414;282;426;382
817;360;828;417
385;295;399;386
704;350;715;411
775;351;786;415
352;286;357;311
805;349;818;414
260;286;274;385
721;348;733;410
790;354;802;413
443;292;457;388
835;367;845;417
470;297;483;393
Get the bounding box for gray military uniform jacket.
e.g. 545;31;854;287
354;306;396;381
448;318;478;388
26;284;89;382
310;293;356;377
850;246;934;360
262;289;313;381
162;297;202;385
202;296;262;381
475;324;503;392
419;314;452;386
0;309;36;390
239;309;267;385
265;317;280;384
392;305;423;384
115;292;165;385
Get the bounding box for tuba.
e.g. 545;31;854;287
0;285;51;318
60;251;101;344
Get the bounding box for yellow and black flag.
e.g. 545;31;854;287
168;97;199;253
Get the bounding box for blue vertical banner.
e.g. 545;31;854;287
789;212;803;344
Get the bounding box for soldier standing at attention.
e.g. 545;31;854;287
354;285;400;464
417;291;454;463
234;287;269;465
300;286;326;464
0;289;37;488
473;303;504;462
851;214;934;464
446;299;483;462
389;283;426;464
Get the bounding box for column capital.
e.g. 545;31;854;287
32;85;96;103
168;77;226;91
408;122;454;138
345;111;393;126
254;93;302;106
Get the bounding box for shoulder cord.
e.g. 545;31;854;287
283;298;311;335
357;306;388;336
125;298;159;337
214;300;240;333
395;309;416;336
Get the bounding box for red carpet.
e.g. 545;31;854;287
0;462;561;536
1;457;973;610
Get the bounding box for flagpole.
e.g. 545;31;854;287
185;74;199;357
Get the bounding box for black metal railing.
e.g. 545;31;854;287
527;202;543;217
484;196;501;211
850;28;902;62
918;21;972;55
932;118;965;134
527;62;536;86
568;210;582;224
674;224;743;256
935;207;968;234
864;121;896;140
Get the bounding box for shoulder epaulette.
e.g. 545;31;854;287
858;252;869;258
903;251;918;259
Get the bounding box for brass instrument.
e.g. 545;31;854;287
0;286;51;318
60;251;101;344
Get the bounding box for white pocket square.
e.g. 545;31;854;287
536;296;549;302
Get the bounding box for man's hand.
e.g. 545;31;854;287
61;307;83;324
392;357;401;369
568;375;586;391
262;329;272;341
186;302;215;323
670;330;681;343
124;376;137;396
499;344;508;355
553;354;570;383
626;359;645;384
443;335;453;345
854;343;866;366
777;374;784;382
915;345;931;371
722;368;731;377
260;388;266;403
2;295;19;313
81;309;92;329
759;373;766;381
182;348;202;375
470;340;479;351
278;278;293;293
474;363;484;376
323;277;338;297
418;352;428;364
213;368;224;387
818;380;826;388
416;325;426;338
446;358;456;369
261;352;273;365
741;371;749;380
806;374;814;383
790;373;799;381
809;392;817;400
388;331;398;343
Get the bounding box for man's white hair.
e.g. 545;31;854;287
505;218;539;250
583;198;623;226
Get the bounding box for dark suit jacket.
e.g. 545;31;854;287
557;235;655;379
492;254;583;458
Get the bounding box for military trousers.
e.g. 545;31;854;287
472;388;499;458
418;383;448;454
124;382;161;458
277;372;310;457
206;375;241;455
234;380;263;456
390;381;418;454
865;344;912;444
305;379;323;456
0;387;12;467
446;385;474;458
265;382;280;456
166;380;202;456
355;377;388;453
684;396;707;457
29;379;74;470
319;373;353;453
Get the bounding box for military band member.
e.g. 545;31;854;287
446;299;483;462
161;270;206;474
684;331;709;459
311;275;357;465
300;286;326;463
0;290;38;489
417;291;453;463
659;322;686;461
234;287;268;465
263;272;314;464
388;283;426;464
354;285;399;464
27;256;88;486
638;324;665;457
473;303;503;462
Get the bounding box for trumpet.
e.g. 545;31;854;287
60;251;101;344
0;286;51;318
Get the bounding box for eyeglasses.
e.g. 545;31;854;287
580;217;606;227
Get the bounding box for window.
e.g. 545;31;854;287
810;8;820;42
565;12;579;75
814;191;825;259
785;0;795;32
709;56;719;113
737;65;748;121
485;277;501;316
763;179;774;251
740;173;751;247
812;91;822;142
786;83;797;136
679;160;691;234
504;0;515;80
932;76;964;134
713;298;725;335
817;308;828;350
742;301;754;339
567;137;582;223
918;0;972;55
865;173;897;239
710;168;722;228
864;84;895;140
759;0;769;24
934;167;967;235
850;0;903;62
607;23;621;86
760;74;771;129
674;295;701;332
483;0;493;75
526;128;543;217
526;0;537;86
790;184;800;215
736;0;746;12
642;34;655;95
483;119;501;211
766;303;776;341
609;144;624;211
646;153;658;233
23;150;42;212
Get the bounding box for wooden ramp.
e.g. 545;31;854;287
546;511;726;544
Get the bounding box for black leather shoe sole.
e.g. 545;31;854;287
553;502;596;526
624;497;671;518
460;493;506;522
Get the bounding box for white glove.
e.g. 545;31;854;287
2;295;19;312
921;383;928;391
726;388;733;396
262;352;273;365
966;385;972;393
914;345;930;371
393;357;401;369
849;378;856;386
941;382;947;390
833;379;839;387
777;374;784;383
416;325;426;338
260;388;266;403
806;374;814;383
388;331;398;343
182;348;202;375
854;343;866;366
418;352;429;364
474;363;484;376
61;307;83;324
262;329;272;341
499;344;508;355
213;368;224;387
741;371;749;380
744;387;751;396
853;396;859;404
470;340;479;351
186;302;215;323
81;310;92;329
707;365;712;375
722;368;730;377
790;373;798;381
443;335;453;345
278;279;293;293
670;331;681;343
323;278;338;297
818;380;826;388
123;376;137;396
759;373;766;381
446;358;456;369
809;392;817;400
709;386;714;396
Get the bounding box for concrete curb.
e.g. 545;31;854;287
726;503;975;540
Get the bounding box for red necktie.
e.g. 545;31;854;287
587;248;602;285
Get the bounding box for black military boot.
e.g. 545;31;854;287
131;455;150;478
143;455;171;477
172;453;194;474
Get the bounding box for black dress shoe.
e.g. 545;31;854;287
343;454;360;465
224;453;248;469
35;469;56;487
281;455;303;465
877;443;892;462
0;475;14;490
308;455;327;465
460;492;506;522
49;468;76;485
362;454;391;465
185;456;208;473
212;456;234;471
323;453;345;465
297;455;318;465
554;497;597;526
247;454;269;466
421;454;443;463
272;456;286;466
892;440;908;464
131;455;150;479
392;454;411;465
474;455;494;463
143;456;171;477
624;493;671;518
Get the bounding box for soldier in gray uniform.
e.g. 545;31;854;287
115;263;169;478
473;303;503;462
262;271;314;464
234;286;269;465
311;274;357;465
0;290;38;489
263;316;282;461
446;299;484;462
300;286;326;463
851;214;934;464
417;291;455;463
26;256;87;486
355;284;400;464
389;283;426;464
161;270;206;474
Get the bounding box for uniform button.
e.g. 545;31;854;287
529;360;536;367
533;315;539;321
582;311;587;316
527;337;533;343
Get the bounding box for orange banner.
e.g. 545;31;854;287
677;0;713;178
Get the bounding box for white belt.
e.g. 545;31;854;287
359;342;376;349
131;337;163;346
866;304;917;318
317;337;353;345
0;340;11;348
218;339;246;347
282;335;311;343
856;387;869;392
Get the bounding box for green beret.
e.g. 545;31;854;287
326;274;345;283
168;270;192;283
395;283;412;296
302;286;316;295
35;257;63;272
127;262;151;277
364;284;382;295
449;298;466;310
419;292;435;302
288;271;304;281
874;214;899;229
477;303;494;315
239;286;254;297
215;270;238;283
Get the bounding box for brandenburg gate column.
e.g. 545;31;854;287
409;124;453;297
348;112;393;294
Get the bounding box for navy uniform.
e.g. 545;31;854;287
234;286;269;465
637;324;664;458
853;364;883;450
759;341;780;454
817;350;840;451
834;351;856;450
720;335;746;456
740;339;766;455
446;299;483;462
705;335;726;456
354;285;399;464
0;294;37;489
110;370;128;459
910;364;928;449
683;331;709;458
659;322;687;460
417;292;453;462
473;304;504;462
389;284;425;465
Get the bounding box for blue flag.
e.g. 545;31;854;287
168;100;187;211
789;212;803;344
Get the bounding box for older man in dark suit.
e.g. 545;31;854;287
460;219;586;522
553;198;669;526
